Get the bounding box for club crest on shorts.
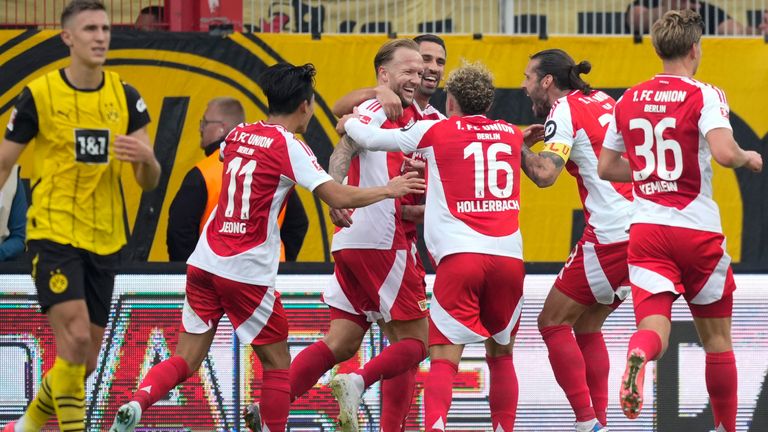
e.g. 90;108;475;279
49;269;69;294
418;299;428;311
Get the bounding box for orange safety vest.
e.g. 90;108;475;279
196;152;287;261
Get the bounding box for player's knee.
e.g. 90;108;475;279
257;348;291;370
702;334;732;353
324;338;359;362
69;332;92;353
537;309;566;330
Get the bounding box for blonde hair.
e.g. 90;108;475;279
445;61;495;115
373;39;420;74
651;9;703;60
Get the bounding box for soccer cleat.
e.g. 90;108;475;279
620;348;648;419
243;402;262;432
109;401;142;432
329;373;363;432
2;421;16;432
575;419;609;432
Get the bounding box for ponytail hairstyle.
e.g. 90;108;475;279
530;49;592;95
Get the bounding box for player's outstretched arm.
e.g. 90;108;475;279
332;85;402;121
597;147;632;182
345;117;434;153
0;139;25;190
707;128;763;172
314;171;425;209
114;126;162;190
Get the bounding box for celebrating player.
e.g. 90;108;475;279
520;49;633;432
344;61;527;432
108;62;424;432
598;10;762;432
271;40;428;432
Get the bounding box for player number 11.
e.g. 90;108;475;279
224;156;258;220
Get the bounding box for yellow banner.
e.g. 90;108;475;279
1;31;765;264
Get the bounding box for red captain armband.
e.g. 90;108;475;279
541;142;571;162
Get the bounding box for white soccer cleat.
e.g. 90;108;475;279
109;401;142;432
575;419;609;432
329;373;363;432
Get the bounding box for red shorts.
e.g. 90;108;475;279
554;239;630;308
628;224;735;319
323;248;428;323
182;265;288;345
429;253;525;346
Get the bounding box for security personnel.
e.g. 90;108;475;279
167;97;308;262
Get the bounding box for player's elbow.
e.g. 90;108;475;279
597;159;611;181
535;171;558;188
315;182;349;209
711;147;743;168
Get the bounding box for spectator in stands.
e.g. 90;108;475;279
0;165;27;262
626;0;768;35
167;97;308;262
135;6;165;31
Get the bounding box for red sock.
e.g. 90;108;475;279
132;356;191;412
424;359;457;431
261;369;290;432
576;332;609;425
380;365;417;432
541;325;595;422
487;354;518;431
356;338;426;388
627;329;662;361
289;341;337;401
706;351;737;432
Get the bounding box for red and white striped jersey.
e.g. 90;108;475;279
188;121;333;285
345;114;524;264
545;90;633;244
604;75;732;234
331;99;422;251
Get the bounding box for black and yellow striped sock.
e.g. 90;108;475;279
49;357;86;432
19;372;55;431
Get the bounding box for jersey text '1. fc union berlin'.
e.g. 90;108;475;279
188;122;332;286
545;90;633;244
604;75;732;234
346;114;524;264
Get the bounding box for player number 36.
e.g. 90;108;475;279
629;117;683;181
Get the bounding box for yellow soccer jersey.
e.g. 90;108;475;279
5;69;150;254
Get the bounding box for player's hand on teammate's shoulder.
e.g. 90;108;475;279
114;134;155;164
329;208;353;228
336;111;358;136
386;171;426;198
374;84;403;121
744;150;763;173
523;124;546;147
